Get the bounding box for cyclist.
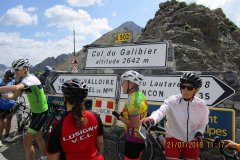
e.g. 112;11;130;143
112;70;148;160
0;68;16;145
47;78;104;160
37;66;53;86
0;59;48;160
142;72;209;160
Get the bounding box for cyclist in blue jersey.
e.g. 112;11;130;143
0;68;16;146
0;59;48;160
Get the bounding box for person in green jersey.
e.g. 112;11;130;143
112;70;148;160
0;59;48;160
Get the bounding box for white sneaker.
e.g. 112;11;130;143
0;140;3;147
4;136;14;143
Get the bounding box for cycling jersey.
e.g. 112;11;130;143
149;94;209;142
0;79;16;110
47;110;104;160
122;91;148;143
21;73;48;113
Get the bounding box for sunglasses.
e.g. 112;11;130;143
14;68;23;71
180;84;195;91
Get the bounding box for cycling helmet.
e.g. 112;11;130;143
180;72;202;88
44;66;53;74
61;78;88;99
4;68;15;79
121;70;144;85
12;59;30;70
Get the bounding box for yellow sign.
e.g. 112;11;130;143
114;32;132;43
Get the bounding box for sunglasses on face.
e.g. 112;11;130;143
14;68;22;72
180;84;195;91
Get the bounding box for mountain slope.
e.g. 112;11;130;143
31;21;143;72
139;0;240;72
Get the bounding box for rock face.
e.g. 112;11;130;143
138;0;239;72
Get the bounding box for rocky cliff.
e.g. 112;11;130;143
139;0;240;72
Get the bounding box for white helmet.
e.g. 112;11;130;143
12;59;30;70
121;70;144;85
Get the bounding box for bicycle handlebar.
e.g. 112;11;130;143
213;136;240;160
204;137;240;160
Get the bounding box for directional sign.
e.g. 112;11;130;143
50;74;118;98
120;75;235;106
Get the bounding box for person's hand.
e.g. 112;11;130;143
141;117;154;129
194;132;203;141
112;111;122;120
223;140;238;150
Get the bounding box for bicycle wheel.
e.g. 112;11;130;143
17;95;26;105
116;131;153;160
116;131;125;160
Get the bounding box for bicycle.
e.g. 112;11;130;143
41;104;66;140
116;123;166;160
12;101;32;139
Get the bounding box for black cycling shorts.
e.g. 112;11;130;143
28;110;48;134
125;140;145;159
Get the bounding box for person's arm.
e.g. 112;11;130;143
96;135;104;154
0;83;24;93
0;83;24;99
224;140;240;151
93;111;104;154
47;118;63;160
119;114;140;128
195;103;210;134
148;99;170;125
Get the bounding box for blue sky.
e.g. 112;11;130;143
0;0;239;67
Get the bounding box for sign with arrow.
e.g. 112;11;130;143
50;74;118;98
120;75;235;106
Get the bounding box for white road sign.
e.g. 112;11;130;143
120;75;235;106
85;42;168;69
50;74;118;98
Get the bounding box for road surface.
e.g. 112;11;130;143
0;113;41;160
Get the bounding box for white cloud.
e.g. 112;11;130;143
35;32;52;37
44;5;112;38
0;5;38;26
67;0;102;7
0;32;85;67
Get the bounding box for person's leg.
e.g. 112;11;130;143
4;113;14;136
22;132;36;160
124;141;145;160
0;118;4;146
164;137;182;159
35;131;47;159
29;111;48;160
183;140;200;160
